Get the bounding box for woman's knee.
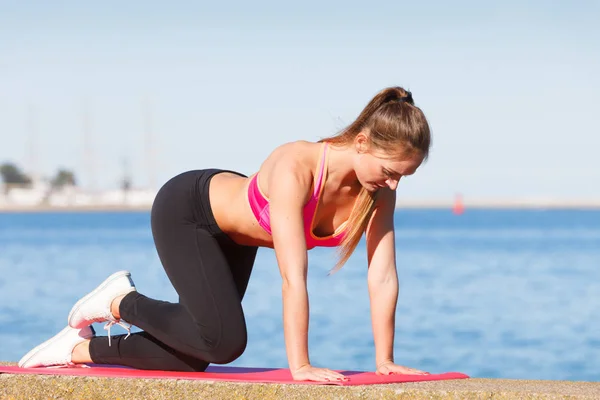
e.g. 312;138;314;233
203;331;248;364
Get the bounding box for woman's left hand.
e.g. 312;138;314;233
376;361;430;376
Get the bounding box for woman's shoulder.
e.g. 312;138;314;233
255;141;322;191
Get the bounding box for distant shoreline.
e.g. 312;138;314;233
2;200;600;213
396;199;600;210
0;205;151;213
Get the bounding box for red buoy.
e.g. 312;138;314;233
453;193;464;215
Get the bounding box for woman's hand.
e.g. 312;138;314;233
292;364;348;382
376;361;430;376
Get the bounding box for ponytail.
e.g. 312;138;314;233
320;87;429;272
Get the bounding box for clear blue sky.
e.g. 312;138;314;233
1;1;599;201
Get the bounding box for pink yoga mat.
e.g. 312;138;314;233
0;365;468;386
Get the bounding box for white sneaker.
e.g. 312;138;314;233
68;270;136;345
18;325;95;368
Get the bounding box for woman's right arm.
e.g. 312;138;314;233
267;150;346;382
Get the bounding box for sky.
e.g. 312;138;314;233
1;0;599;201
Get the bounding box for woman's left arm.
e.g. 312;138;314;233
366;188;428;375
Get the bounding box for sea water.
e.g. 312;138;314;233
0;209;598;381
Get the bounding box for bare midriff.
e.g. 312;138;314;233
208;172;276;248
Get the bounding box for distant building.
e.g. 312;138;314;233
0;179;156;210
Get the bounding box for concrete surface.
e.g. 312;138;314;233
1;362;599;399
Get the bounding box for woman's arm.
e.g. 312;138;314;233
365;188;399;367
365;188;428;375
268;150;346;381
269;155;311;372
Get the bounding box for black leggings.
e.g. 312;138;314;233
88;169;258;371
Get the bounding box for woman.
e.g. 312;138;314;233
19;86;431;382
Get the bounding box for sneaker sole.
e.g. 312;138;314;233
18;326;94;368
68;270;135;329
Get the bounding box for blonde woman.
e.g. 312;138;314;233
20;86;431;382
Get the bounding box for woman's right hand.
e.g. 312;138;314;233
292;364;348;382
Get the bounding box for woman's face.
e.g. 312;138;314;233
353;139;424;193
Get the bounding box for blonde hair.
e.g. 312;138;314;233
320;86;431;272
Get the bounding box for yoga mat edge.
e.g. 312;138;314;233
0;365;469;386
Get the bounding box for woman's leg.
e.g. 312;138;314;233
88;332;211;371
89;170;258;371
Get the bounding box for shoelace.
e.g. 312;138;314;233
103;319;132;346
49;362;90;369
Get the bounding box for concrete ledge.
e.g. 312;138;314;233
1;363;598;399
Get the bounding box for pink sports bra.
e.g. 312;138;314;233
247;142;349;249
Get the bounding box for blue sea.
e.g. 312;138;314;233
0;209;599;382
